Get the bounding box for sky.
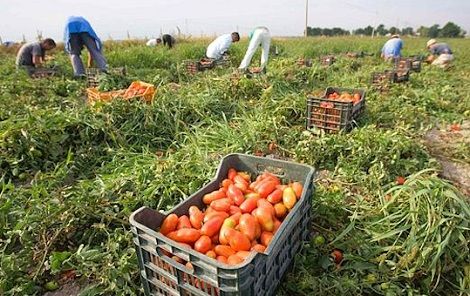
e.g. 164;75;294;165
0;0;469;42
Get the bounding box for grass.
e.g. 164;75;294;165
0;36;469;295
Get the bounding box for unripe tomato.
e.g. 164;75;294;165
283;187;297;210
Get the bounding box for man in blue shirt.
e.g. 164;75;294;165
426;39;454;69
64;16;107;77
381;34;403;61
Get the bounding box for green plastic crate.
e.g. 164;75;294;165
130;153;315;296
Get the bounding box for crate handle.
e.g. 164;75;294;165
256;164;286;177
320;102;334;109
156;248;195;275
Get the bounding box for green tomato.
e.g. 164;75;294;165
45;280;59;291
313;235;326;246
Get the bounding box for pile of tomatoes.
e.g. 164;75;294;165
159;168;303;266
326;91;361;104
123;83;148;99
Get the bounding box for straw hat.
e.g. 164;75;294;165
426;39;437;48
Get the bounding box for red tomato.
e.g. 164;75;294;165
260;231;274;247
239;196;260;213
203;211;229;223
239;214;258;241
210;198;232;212
227;254;244;265
267;189;283;204
201;216;224;237
256;180;277;198
160;214;178;235
216;255;228;264
291;182;303;199
238;172;251;182
194;235;212;253
229;205;242;215
206;250;217;259
229;231;251;251
396;176;406;185
252;207;274;232
228;168;238;181
251;244;266;252
189;206;204;229
203;189;226;205
177;215;192;230
228;184;245;206
214;245;236;257
274;203;287;219
257;199;276;217
172;228;201;244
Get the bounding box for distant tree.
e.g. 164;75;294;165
440;22;464;37
307;27;322;36
417;26;429;37
332;27;350;36
376;24;387;36
354;28;365;35
401;27;414;36
389;27;401;35
428;24;440;38
363;26;374;36
322;28;333;36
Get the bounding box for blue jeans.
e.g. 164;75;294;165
69;32;107;76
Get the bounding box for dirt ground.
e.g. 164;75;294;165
43;281;81;296
423;120;470;196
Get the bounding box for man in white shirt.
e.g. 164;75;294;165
239;27;271;72
146;38;160;47
206;32;240;60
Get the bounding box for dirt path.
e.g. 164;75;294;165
424;120;470;196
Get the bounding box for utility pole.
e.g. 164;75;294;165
304;0;309;37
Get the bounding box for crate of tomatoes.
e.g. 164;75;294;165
306;87;366;133
123;81;156;103
130;153;315;296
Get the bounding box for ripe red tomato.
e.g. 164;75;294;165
160;214;178;235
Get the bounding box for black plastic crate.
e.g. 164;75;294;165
306;87;366;134
130;154;315;296
371;70;409;85
394;57;421;73
297;58;313;67
86;67;126;88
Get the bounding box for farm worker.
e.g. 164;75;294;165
64;16;107;77
238;26;271;72
162;34;176;48
15;38;56;76
426;39;454;68
381;34;403;61
146;38;159;47
206;32;240;60
146;34;176;48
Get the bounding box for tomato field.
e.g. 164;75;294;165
0;37;469;295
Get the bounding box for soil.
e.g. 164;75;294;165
423;120;470;196
43;281;81;296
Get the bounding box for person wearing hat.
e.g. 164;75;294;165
426;39;453;68
381;34;403;61
239;26;271;72
64;16;107;77
206;32;240;60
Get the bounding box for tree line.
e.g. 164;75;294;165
307;22;466;38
